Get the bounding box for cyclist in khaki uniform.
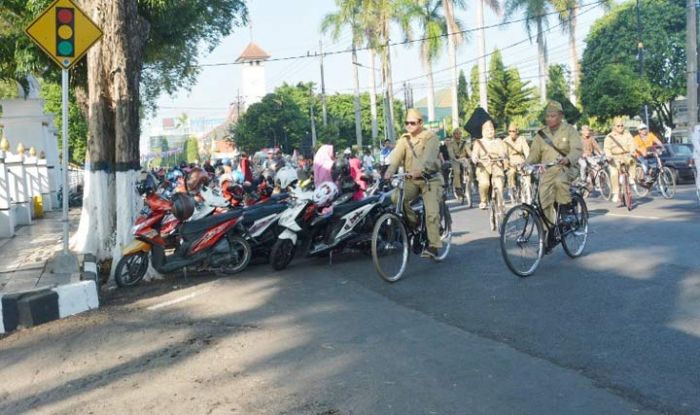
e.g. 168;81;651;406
447;127;471;197
526;101;582;225
385;108;443;259
604;117;635;206
471;120;507;210
504;123;530;204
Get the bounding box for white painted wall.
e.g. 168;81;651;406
241;61;267;110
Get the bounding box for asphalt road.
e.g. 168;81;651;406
1;185;698;415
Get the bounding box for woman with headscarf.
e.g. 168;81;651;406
313;144;335;187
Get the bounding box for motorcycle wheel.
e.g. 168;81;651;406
270;238;295;271
115;251;149;287
219;236;252;275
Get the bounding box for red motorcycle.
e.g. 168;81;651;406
114;175;252;287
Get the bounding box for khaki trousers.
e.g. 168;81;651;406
393;179;443;249
538;165;575;224
476;168;504;207
609;157;634;199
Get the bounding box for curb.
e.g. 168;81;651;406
0;255;100;335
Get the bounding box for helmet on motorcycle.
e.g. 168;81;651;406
276;165;298;190
313;181;339;207
186;167;209;193
166;168;183;183
228;183;246;201
171;192;195;221
136;171;159;195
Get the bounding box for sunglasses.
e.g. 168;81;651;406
508;130;517;133
615;124;624;127
405;120;420;126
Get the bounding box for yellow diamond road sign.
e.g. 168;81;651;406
25;0;103;70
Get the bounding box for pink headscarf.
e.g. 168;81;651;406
348;157;366;200
313;144;334;187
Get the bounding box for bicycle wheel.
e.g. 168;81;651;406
435;202;452;261
500;204;544;277
488;199;497;231
561;194;588;258
464;177;473;207
621;172;633;211
494;190;505;232
658;167;676;199
371;212;409;283
633;166;650;197
596;170;612;200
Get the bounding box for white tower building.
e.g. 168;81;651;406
237;42;270;111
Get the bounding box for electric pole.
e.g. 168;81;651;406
319;40;328;127
636;0;650;127
310;87;317;149
687;0;698;129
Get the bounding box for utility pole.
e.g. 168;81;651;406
687;0;698;129
476;0;488;111
310;86;317;148
636;0;650;127
352;45;363;150
319;40;328;127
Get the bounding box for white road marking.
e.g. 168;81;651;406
147;289;207;311
603;213;661;220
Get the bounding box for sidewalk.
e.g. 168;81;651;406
0;209;81;294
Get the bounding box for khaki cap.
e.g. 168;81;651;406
405;108;424;121
545;100;564;113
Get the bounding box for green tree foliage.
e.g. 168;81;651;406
580;0;685;126
463;64;481;120
185;137;199;163
486;49;535;130
457;69;469;122
40;81;88;165
546;64;581;124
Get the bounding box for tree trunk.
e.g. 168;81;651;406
444;0;460;129
423;53;436;122
568;6;579;106
71;0;148;272
384;40;396;141
368;49;379;144
352;46;363;150
537;17;547;104
477;0;488;110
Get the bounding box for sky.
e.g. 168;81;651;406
141;0;607;142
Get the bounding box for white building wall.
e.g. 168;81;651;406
241;62;267;110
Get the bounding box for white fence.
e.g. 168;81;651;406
0;146;60;238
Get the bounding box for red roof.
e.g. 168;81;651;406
236;42;271;62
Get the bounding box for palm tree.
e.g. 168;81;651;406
321;0;365;149
504;0;550;105
408;0;446;122
476;0;502;111
442;0;467;129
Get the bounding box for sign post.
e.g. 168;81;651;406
25;0;102;256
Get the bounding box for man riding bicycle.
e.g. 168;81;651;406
504;123;530;204
633;123;664;181
604;117;635;207
471;119;507;210
384;108;443;259
577;125;603;185
447;127;472;198
526;100;582;227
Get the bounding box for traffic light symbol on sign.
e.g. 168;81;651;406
56;7;74;57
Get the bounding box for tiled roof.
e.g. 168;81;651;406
236;42;271;62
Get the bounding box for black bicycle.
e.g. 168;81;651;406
371;173;452;282
579;155;612;201
500;162;589;277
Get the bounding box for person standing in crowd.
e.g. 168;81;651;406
313;143;335;187
240;152;253;184
379;139;393;176
362;148;375;172
604;117;635;206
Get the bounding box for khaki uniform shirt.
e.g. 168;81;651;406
527;121;582;166
447;138;471;161
387;130;441;179
471;137;507;175
604;131;634;160
581;136;602;157
503;135;530;165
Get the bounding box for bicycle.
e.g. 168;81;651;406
579;155;612;201
452;158;473;207
633;146;676;199
508;163;533;206
500;162;589;277
371;172;452;283
617;161;634;211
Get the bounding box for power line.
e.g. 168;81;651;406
146;0;606;71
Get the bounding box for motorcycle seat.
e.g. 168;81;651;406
242;203;287;223
332;195;380;217
181;209;243;240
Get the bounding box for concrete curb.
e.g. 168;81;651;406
0;255;100;335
